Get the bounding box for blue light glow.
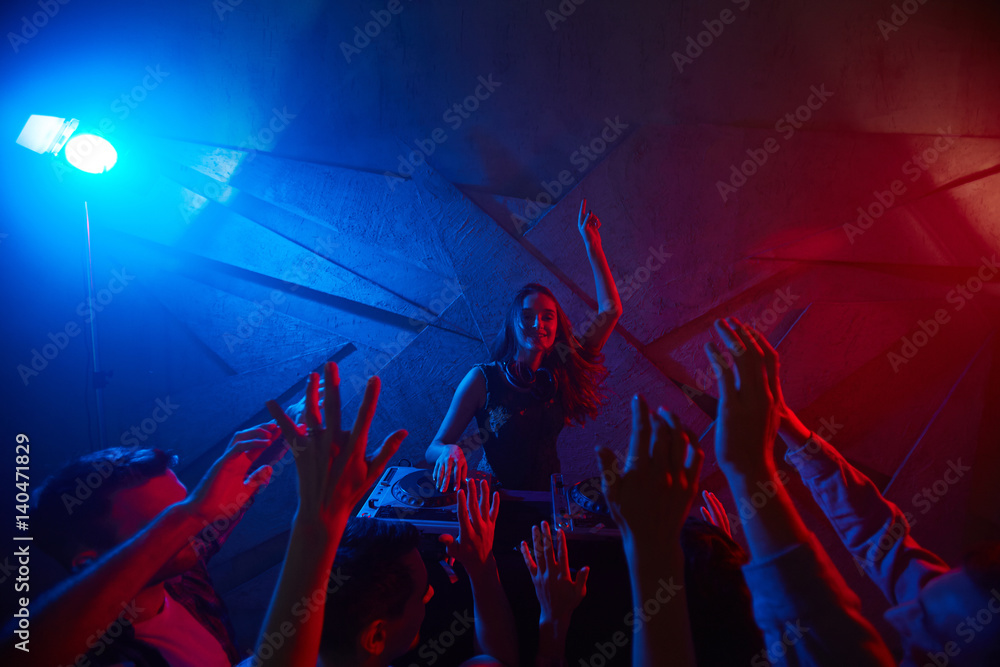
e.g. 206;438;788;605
64;133;118;174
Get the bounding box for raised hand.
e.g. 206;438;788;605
283;375;325;427
700;490;733;540
521;521;590;625
184;425;279;523
704;317;780;477
747;326;814;445
253;363;404;667
432;444;468;492
267;362;406;529
439;478;499;576
597;397;703;667
596;395;705;545
578;198;603;247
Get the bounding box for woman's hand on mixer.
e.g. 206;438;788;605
432;443;468;492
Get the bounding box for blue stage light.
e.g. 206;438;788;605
15;114;78;155
16;114;117;174
64;133;118;174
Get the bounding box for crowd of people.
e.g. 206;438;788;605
2;201;998;666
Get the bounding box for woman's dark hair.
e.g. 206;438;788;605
33;447;178;569
490;283;607;425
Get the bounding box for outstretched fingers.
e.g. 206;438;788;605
556;526;572;578
305;372;323;433
541;521;557;571
627;394;652;468
520;539;538;576
595;446;620;504
704;341;736;398
324;362;342;439
702;490;730;536
349;376;381;454
532;524;547;575
457;487;472;538
367;429;407;485
266;401;301;448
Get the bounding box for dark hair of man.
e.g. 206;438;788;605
32;448;178;570
490;283;607;425
680;517;766;667
319;518;422;660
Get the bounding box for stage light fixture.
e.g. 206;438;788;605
15;114;117;174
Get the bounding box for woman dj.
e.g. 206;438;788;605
424;199;623;492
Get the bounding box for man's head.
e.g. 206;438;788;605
886;542;1000;665
320;519;432;666
33;448;194;574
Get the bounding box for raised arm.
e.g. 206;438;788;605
520;522;590;667
596;395;704;667
1;429;276;666
577;199;622;353
438;479;518;666
426;367;487;492
706;317;895;667
751;330;949;605
252;362;406;667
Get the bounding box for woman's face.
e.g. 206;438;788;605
516;292;558;353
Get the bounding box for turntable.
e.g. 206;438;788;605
356;466;493;532
358;467;619;539
552;474;620;538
